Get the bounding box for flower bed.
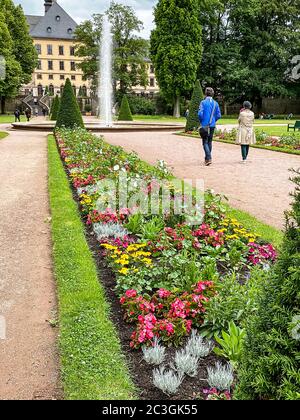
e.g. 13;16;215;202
182;128;300;155
55;127;277;399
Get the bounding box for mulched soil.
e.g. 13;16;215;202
59;141;221;400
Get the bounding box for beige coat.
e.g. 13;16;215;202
236;110;256;145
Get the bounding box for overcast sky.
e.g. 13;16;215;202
15;0;157;38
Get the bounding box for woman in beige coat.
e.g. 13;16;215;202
236;101;256;163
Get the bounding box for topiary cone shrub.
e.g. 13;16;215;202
56;78;84;129
185;80;204;132
118;95;133;121
50;95;60;121
235;169;300;401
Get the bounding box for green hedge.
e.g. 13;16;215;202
56;79;84;129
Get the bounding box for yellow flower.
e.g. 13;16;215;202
101;244;118;250
118;267;129;275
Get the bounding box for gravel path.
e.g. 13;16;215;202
103;131;300;230
0;129;60;400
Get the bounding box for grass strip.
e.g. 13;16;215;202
176;132;300;157
0;132;8;140
48;134;136;400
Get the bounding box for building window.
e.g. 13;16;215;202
71;75;76;80
37;60;42;70
56;15;61;21
82;75;87;81
59;61;65;71
70;61;76;71
82;85;87;97
38;84;43;96
35;44;41;54
49;84;54;96
47;27;52;33
59;46;64;55
60;84;64;94
150;65;154;74
70;46;75;56
37;74;42;80
67;28;73;34
150;78;155;87
48;61;53;70
47;44;53;55
60;75;65;80
49;74;53;80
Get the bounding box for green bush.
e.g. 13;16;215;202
50;95;60;121
118;95;133;121
235;170;300;401
185;80;204;132
56;78;84;129
127;95;156;115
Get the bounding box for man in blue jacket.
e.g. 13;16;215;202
198;87;221;166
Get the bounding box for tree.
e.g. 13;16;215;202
0;0;37;112
185;80;204;131
50;95;60;121
235;170;300;400
118;95;133;121
150;0;202;117
0;10;22;114
56;79;84;129
75;1;149;95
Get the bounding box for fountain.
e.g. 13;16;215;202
98;15;113;126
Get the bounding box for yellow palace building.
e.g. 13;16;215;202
22;0;91;109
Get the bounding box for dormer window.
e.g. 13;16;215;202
47;27;52;33
56;15;60;21
67;28;73;34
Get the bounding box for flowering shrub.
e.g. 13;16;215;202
203;388;232;400
120;282;215;348
247;242;277;265
193;224;224;247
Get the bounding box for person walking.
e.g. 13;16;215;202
198;87;221;166
25;108;31;122
42;107;47;117
34;107;39;117
236;101;256;163
14;109;21;122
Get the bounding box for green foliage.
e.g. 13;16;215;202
235;170;300;400
139;217;165;241
0;0;37;111
50;95;60;121
75;2;149;94
48;135;135;400
150;0;202;117
56;79;84;129
185;80;204;132
127;95;156;115
214;321;246;368
118;95;133;121
125;213;144;234
201;269;267;338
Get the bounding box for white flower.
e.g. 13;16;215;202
113;165;120;171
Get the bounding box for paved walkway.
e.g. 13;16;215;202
0;127;60;400
103;131;300;230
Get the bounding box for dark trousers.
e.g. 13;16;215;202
241;145;250;160
201;127;215;161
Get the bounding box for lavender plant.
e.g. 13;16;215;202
93;223;128;240
207;362;234;391
174;349;199;377
185;330;213;358
142;338;166;365
153;366;184;395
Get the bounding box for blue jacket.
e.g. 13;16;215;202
198;97;221;128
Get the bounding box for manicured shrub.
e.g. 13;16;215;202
118;95;133;121
127;95;156;115
185;80;204;132
235;170;300;400
56;78;84;129
50;95;60;121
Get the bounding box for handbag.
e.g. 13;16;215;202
199;100;217;139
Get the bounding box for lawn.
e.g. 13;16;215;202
48;134;136;400
0;115;26;123
0;132;8;140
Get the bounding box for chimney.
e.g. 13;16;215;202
44;1;53;14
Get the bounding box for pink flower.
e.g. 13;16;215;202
125;289;137;298
158;288;171;299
